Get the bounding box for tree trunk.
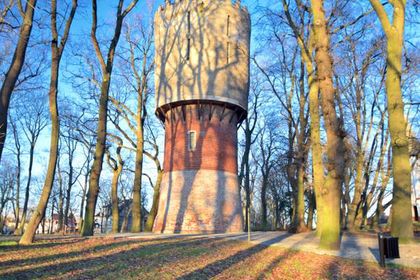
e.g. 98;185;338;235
261;177;268;230
81;78;110;236
111;168;120;233
369;0;413;243
145;167;163;231
292;163;306;232
0;0;37;161
79;159;90;230
307;189;315;230
64;153;75;228
310;0;345;250
131;126;144;232
347;149;364;231
107;144;123;234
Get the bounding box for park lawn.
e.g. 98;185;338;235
0;235;418;280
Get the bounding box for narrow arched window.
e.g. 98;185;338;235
187;130;196;151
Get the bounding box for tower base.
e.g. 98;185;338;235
152;169;243;233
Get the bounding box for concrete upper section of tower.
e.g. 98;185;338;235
154;0;251;121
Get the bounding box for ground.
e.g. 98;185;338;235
0;232;419;280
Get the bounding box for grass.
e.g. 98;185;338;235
0;240;17;247
0;235;419;279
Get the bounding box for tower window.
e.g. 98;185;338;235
187;130;196;151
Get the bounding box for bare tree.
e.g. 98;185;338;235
14;96;48;235
20;0;78;244
0;0;37;161
81;0;138;236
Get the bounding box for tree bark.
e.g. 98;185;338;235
131;126;144;232
145;167;163;231
369;0;413;242
310;0;346;250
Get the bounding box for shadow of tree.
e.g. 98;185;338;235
177;235;288;279
0;236;233;279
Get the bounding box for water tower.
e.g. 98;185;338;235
153;0;250;233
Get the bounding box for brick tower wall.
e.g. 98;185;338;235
152;104;243;233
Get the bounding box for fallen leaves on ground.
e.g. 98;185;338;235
0;235;418;280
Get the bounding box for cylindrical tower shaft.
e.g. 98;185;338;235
153;0;250;233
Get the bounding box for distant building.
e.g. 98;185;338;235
101;199;149;233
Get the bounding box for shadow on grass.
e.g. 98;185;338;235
0;237;88;252
0;236;235;280
177;235;288;279
326;233;417;280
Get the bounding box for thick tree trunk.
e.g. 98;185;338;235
369;0;413;243
0;0;37;161
81;78;110;236
291;163;306;232
386;23;413;242
310;0;345;250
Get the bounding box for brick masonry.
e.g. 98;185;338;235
164;104;238;174
153;104;244;233
152;169;243;233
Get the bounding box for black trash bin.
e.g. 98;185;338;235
378;232;400;267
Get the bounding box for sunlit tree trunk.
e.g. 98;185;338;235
310;0;346;250
106;138;124;233
144;148;163;231
369;0;413;242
